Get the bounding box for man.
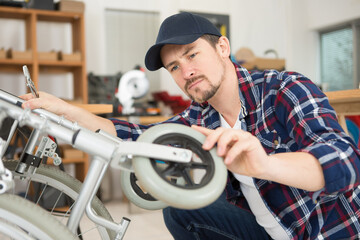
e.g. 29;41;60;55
22;12;360;239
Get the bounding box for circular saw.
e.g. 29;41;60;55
116;69;149;115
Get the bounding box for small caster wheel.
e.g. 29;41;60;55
132;124;227;209
120;170;168;210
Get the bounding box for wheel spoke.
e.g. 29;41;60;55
181;168;194;186
180;139;188;149
50;191;64;214
24;180;31;200
35;183;48;205
160;163;180;177
189;162;209;169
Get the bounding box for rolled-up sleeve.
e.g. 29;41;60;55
109;110;192;141
274;73;360;198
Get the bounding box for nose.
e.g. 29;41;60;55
181;63;195;80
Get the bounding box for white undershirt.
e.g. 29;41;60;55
219;114;289;240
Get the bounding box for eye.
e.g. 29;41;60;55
170;65;179;72
189;53;196;59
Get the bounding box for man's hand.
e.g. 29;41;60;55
20;91;72;118
19;91;117;135
191;125;270;178
191;125;325;191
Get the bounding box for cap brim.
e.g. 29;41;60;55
145;34;202;71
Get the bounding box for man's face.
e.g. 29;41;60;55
160;38;226;103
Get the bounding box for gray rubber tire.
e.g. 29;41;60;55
0;193;78;239
120;170;168;210
132;123;227;209
4;160;116;240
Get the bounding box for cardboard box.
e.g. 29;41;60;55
58;51;81;61
38;51;58;61
7;49;32;60
0;48;6;59
56;0;85;13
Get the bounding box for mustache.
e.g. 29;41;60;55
185;75;207;90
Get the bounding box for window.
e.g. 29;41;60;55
104;10;160;96
320;21;360;91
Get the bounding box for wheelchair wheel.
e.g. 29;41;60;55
4;159;116;240
0;193;78;239
120;170;168;210
132;123;227;209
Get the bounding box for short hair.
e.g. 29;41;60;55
200;34;220;49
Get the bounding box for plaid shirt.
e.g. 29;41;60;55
111;63;360;239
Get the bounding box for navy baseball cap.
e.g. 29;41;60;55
145;12;222;71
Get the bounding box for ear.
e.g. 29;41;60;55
217;36;231;58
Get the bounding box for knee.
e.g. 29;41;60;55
163;207;184;227
163;207;196;239
163;207;197;232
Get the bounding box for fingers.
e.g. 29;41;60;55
19;93;37;109
216;129;241;156
223;138;249;165
191;125;245;157
192;125;268;177
22;98;42;110
191;125;218;149
191;125;226;150
191;125;212;136
20;91;47;110
19;91;46;102
19;93;34;101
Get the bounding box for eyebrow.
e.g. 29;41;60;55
164;45;195;70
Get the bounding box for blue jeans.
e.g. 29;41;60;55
163;192;271;240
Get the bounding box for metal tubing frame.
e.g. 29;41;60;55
67;156;108;233
0;93;194;236
83;157;130;238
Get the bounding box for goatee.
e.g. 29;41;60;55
186;75;220;103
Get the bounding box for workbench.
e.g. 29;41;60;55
325;89;360;133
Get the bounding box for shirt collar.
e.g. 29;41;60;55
234;63;261;117
192;62;260;123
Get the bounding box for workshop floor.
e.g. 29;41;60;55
81;200;173;240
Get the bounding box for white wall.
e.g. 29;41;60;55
1;0;360;97
84;0;241;98
287;0;360;86
84;0;289;97
83;0;360;97
306;0;360;30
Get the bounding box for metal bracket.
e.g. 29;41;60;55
111;141;193;171
35;136;62;166
21;152;42;167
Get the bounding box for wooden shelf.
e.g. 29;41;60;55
0;58;33;65
0;6;89;181
71;103;113;115
116;115;170;125
0;6;82;22
0;6;87;103
0;7;31;19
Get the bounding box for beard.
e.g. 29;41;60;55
185;72;224;103
186;77;220;103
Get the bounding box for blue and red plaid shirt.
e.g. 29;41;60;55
111;63;360;239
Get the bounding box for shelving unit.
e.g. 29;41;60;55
0;6;87;103
0;6;90;181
